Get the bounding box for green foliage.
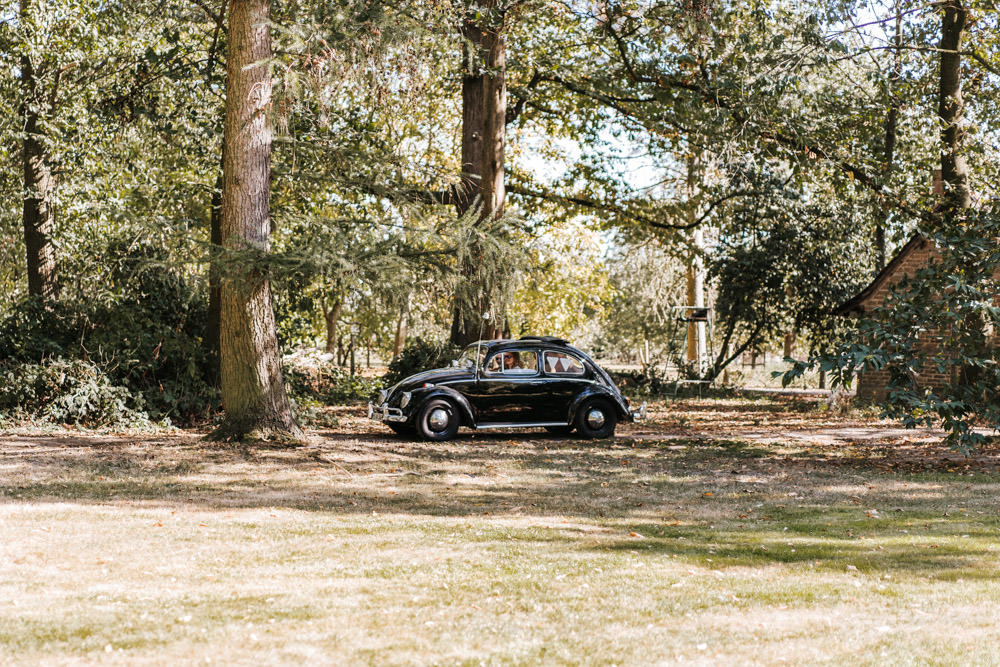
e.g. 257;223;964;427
0;241;218;423
383;338;459;387
283;349;382;403
782;209;1000;452
608;369;672;398
598;239;688;372
510;218;612;337
0;0;997;425
0;358;148;427
709;167;871;374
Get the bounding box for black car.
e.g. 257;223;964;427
368;336;645;440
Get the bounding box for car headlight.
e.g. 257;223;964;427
378;390;388;404
400;391;411;409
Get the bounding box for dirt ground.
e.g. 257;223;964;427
4;395;1000;665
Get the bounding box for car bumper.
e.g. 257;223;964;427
630;402;647;421
367;401;407;423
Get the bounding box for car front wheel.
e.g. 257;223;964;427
416;399;460;441
574;398;617;439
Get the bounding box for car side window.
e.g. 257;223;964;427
484;350;539;376
543;351;586;376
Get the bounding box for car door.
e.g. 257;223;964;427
539;350;591;421
467;349;547;423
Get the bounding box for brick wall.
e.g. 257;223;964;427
854;237;953;401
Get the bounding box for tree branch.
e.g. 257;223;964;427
506;69;542;125
204;0;228;79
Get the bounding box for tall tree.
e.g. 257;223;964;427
18;0;59;300
215;0;301;441
937;0;971;215
450;0;511;346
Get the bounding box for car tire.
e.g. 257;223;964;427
574;398;617;439
544;425;574;436
415;399;460;441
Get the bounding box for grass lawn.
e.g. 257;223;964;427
3;397;1000;665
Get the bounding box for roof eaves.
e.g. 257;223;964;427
834;232;927;316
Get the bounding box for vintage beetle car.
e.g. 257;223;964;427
368;336;645;440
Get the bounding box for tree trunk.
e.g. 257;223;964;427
450;3;506;347
875;0;903;273
214;0;301;441
207;171;223;385
457;39;484;217
937;0;979;388
684;155;706;378
480;24;506;222
938;0;971;214
19;3;59;300
392;306;408;360
783;332;796;360
349;329;356;377
323;299;343;355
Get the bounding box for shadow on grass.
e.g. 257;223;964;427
4;429;1000;580
596;514;1000;581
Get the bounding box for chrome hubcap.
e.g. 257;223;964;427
428;408;450;431
586;409;606;429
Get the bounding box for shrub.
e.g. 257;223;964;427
609;369;670;397
283;348;382;403
781;208;1000;452
0;239;219;423
382;338;459;386
0;358;149;427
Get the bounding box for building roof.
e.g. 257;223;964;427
835;233;927;316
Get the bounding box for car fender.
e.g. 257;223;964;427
411;386;476;427
567;386;631;423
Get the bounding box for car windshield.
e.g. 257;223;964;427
456;344;487;369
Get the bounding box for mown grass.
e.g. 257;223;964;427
3;404;1000;665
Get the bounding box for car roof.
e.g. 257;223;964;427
466;337;588;357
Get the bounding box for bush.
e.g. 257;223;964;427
283;348;382;403
0;239;219;423
0;358;149;427
382;338;459;386
609;369;671;397
782;209;1000;452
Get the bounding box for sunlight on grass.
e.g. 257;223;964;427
3;418;1000;664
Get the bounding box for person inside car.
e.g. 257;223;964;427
503;351;520;370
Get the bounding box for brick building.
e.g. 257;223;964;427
835;233;954;400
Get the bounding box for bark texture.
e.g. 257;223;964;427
207;171;223;384
457;38;484;217
685;156;706;377
215;0;301;441
392;306;408;360
323;299;343;355
480;25;506;221
936;1;979;387
19;0;59;300
450;3;507;347
938;0;971;213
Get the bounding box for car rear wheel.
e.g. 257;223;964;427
574;398;617;439
416;399;460;441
